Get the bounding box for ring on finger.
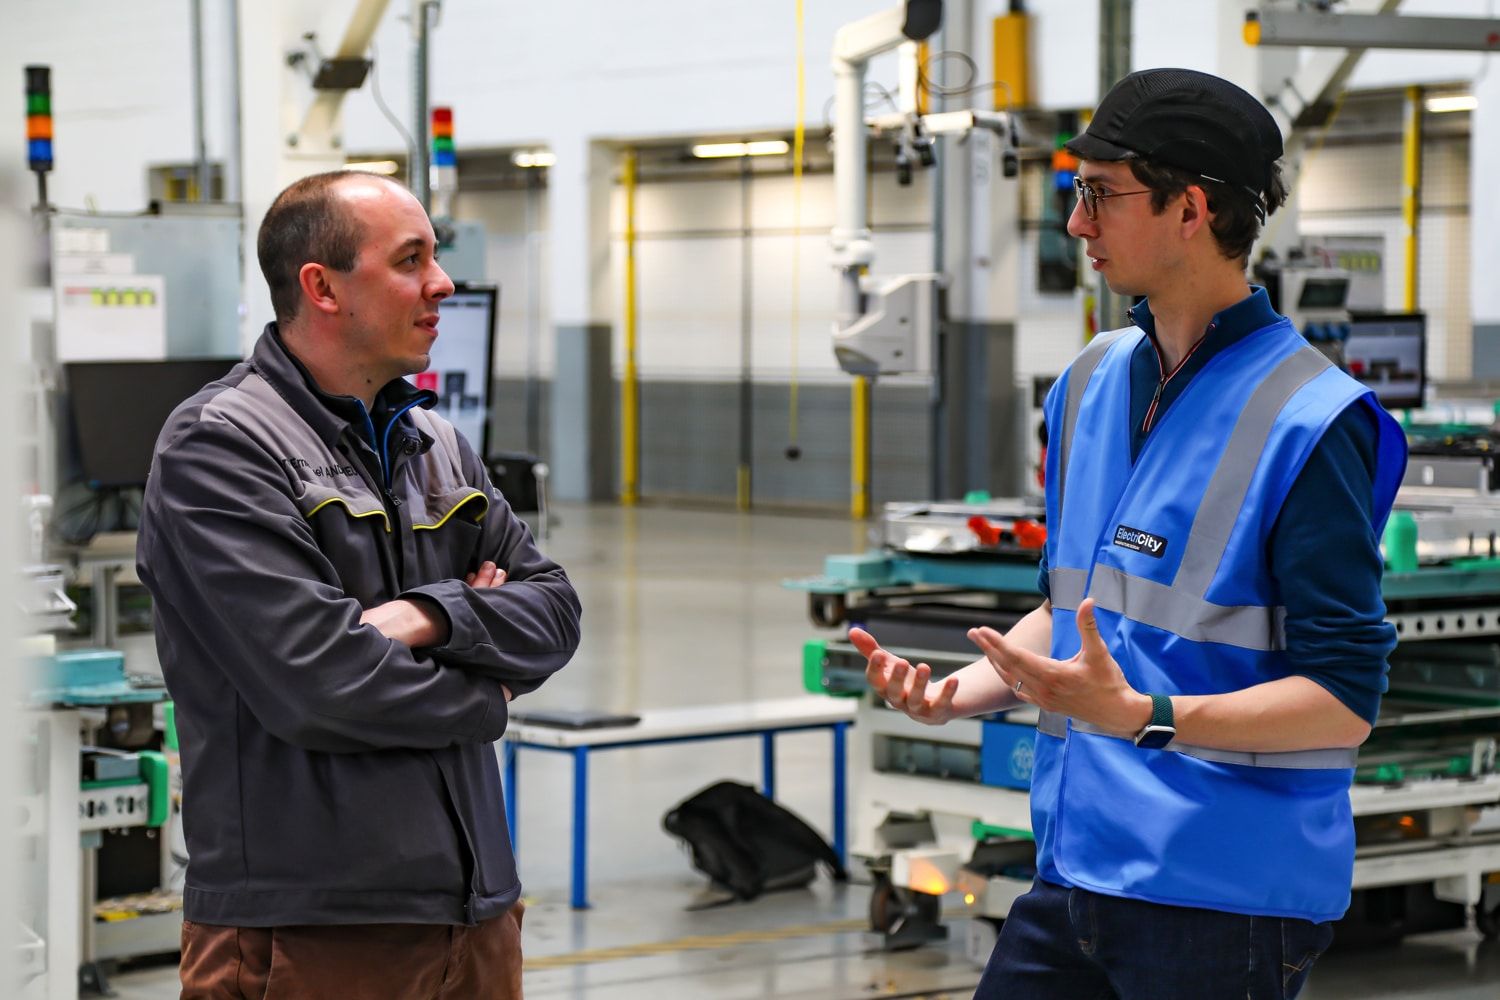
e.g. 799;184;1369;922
1013;680;1023;694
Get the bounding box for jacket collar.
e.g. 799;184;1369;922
249;323;438;452
1127;285;1282;357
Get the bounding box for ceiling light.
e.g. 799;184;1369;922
345;160;400;175
512;150;556;168
1424;94;1477;114
691;140;791;159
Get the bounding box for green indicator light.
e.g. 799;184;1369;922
27;94;50;115
432;137;455;152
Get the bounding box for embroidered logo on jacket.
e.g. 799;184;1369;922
1113;524;1167;558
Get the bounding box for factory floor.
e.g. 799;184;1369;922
109;503;1500;999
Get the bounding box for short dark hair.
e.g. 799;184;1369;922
256;171;395;324
1124;157;1289;266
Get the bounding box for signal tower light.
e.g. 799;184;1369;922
26;65;53;209
430;106;457;221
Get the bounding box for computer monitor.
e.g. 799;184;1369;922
1344;313;1426;411
1296;275;1349;310
65;358;240;488
413;284;498;458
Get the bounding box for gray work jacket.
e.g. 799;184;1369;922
137;324;581;927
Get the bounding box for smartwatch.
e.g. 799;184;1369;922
1134;693;1175;749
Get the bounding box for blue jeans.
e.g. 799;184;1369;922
975;879;1333;1000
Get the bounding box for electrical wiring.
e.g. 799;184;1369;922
367;41;419;176
918;49;1014;109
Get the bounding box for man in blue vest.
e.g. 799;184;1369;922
850;69;1407;999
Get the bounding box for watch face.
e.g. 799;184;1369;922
1135;725;1175;750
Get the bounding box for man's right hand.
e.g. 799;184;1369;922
850;626;958;726
464;562;512;702
362;561;513;701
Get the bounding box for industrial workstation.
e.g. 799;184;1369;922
8;1;1500;998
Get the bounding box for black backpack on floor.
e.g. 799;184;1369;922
662;780;849;902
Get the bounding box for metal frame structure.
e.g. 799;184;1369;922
502;708;852;910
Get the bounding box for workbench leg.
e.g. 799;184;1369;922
832;722;848;866
503;741;518;852
761;731;776;799
571;748;590;910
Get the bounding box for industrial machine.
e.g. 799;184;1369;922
828;0;1018;380
790;486;1500;956
18;496;178;999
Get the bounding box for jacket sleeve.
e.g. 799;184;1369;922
399;437;582;697
137;419;512;754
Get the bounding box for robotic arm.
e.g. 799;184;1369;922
829;2;1016;378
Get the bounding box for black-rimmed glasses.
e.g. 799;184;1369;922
1072;175;1153;221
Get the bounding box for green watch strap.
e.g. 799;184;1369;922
1148;693;1173;729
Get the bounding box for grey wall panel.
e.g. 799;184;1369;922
870;383;934;505
495;377;940;508
53;211;242;358
550;324;616;501
489;377;550;460
639;381;741;498
750;383;853;507
1473;324;1500;379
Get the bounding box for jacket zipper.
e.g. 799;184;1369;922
1140;324;1214;436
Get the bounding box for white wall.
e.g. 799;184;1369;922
8;0;241;211
11;0;1496;378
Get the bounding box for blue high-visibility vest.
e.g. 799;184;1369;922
1035;318;1406;922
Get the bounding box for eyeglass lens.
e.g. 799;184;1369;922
1072;176;1096;220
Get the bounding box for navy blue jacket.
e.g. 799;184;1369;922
1040;289;1394;723
138;326;581;927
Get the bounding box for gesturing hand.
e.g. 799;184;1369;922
967;598;1149;738
850;626;959;726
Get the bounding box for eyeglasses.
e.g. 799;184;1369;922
1072;175;1153;221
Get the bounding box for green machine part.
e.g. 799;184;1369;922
803;639;865;698
138;751;170;828
79;750;171;828
972;820;1034;842
804;639;829;695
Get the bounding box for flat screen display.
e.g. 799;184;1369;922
1344;313;1426;411
1296;276;1350;310
413;284;498;458
66;358;240;488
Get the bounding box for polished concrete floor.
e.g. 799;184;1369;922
108;503;1500;999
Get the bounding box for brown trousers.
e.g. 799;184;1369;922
178;903;524;1000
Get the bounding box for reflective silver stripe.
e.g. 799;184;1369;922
1048;568;1088;611
1057;329;1132;521
1035;710;1357;770
1090;564;1286;651
1174;347;1333;597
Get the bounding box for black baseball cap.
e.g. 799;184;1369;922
1065;68;1283;219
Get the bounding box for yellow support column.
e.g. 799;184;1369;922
1402;86;1422;313
621;148;640;506
992;9;1031;108
851;376;871;520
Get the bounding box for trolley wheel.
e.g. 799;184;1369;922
1477;900;1500;941
809;593;847;628
869;874;943;950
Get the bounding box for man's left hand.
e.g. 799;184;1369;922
360;598;449;649
968;597;1151;738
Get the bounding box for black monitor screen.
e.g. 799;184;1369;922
66;359;239;488
1297;276;1349;309
1344;313;1425;411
